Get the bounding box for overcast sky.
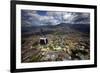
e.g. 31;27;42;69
21;10;90;27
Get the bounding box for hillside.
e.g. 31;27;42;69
21;23;90;62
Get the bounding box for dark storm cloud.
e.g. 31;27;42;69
72;13;90;24
21;10;90;27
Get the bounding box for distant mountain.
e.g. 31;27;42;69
21;23;90;37
56;23;90;33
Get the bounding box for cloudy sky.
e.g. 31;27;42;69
21;10;90;27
